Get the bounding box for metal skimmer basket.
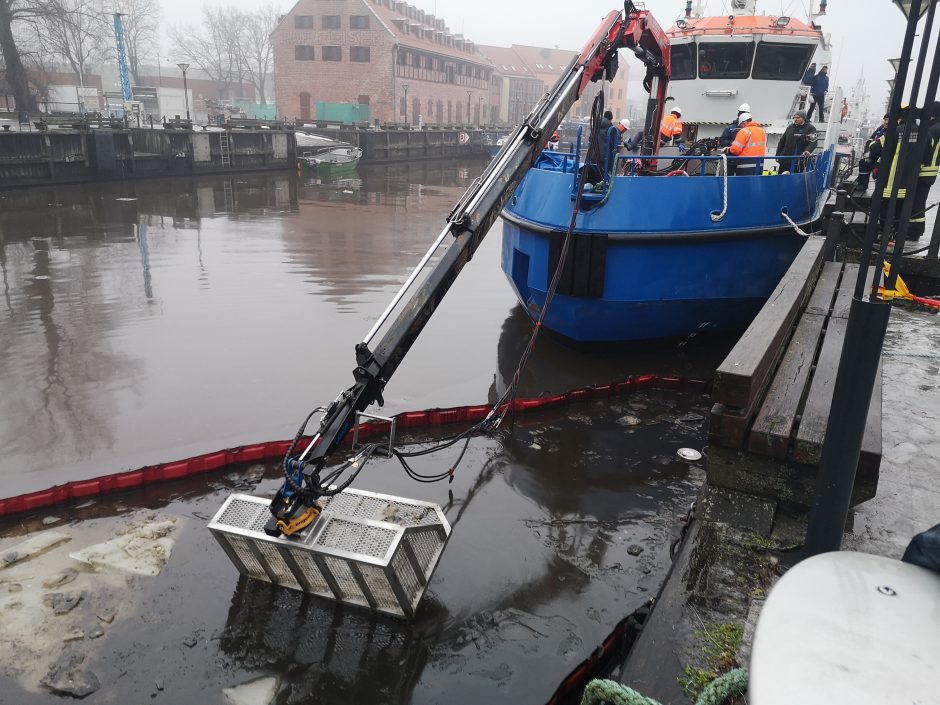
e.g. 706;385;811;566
208;490;450;618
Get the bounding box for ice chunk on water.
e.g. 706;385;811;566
69;518;178;576
223;676;279;705
0;531;70;569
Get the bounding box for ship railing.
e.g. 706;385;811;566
565;150;825;207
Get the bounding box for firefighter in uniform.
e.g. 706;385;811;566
869;105;933;239
727;112;766;175
660;107;683;145
910;102;940;239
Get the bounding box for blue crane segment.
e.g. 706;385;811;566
113;13;133;102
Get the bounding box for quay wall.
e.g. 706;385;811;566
0;125;492;187
0;127;298;188
301;126;489;162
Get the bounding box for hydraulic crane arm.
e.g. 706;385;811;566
265;1;671;537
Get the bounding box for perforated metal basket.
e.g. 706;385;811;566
208;490;450;618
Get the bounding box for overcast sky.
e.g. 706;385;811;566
159;0;927;115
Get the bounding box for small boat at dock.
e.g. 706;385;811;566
295;132;362;177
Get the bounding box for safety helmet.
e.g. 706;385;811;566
672;107;682;116
619;118;631;129
738;103;751;113
738;112;752;125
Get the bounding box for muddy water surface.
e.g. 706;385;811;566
0;161;734;704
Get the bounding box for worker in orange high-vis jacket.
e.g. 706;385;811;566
726;111;766;175
660;107;683;145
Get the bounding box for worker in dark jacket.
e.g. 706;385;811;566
801;63;817;86
775;110;818;173
799;63;816;109
718;103;751;148
806;66;829;122
855;114;891;190
585;110;615;184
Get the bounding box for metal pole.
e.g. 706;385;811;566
183;70;190;121
852;0;923;299
804;0;933;557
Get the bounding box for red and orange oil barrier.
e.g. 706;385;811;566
0;374;709;519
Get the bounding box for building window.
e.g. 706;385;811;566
295;45;315;61
322;15;341;29
350;15;370;29
350;46;370;62
322;46;342;61
294;15;313;29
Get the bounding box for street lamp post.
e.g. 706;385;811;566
403;83;409;125
466;91;471;126
177;62;190;121
478;96;484;127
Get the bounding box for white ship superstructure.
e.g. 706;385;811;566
664;1;834;150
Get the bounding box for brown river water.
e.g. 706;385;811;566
0;161;738;704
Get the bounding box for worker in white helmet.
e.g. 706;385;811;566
719;103;752;150
660;106;683;145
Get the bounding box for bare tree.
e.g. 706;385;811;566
171;5;243;100
36;0;108;85
238;5;278;105
0;0;46;110
112;0;160;84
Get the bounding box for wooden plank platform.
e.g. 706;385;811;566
712;238;825;411
708;239;884;510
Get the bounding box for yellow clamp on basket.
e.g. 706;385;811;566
277;505;321;536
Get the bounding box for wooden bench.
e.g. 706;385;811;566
708;238;883;510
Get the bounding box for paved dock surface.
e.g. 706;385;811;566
844;304;940;557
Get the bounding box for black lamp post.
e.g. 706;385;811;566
177;62;190;121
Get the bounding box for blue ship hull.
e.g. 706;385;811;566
500;149;832;343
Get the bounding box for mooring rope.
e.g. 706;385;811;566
782;208;813;237
579;668;748;705
710;153;728;222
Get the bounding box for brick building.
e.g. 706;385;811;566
478;45;544;126
505;44;629;120
272;0;631;126
273;0;495;124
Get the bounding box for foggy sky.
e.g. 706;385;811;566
159;0;926;116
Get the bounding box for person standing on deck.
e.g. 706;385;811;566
806;66;829;122
799;63;817;110
719;103;751;175
660;107;683;146
841;98;849;123
585;110;615;184
726;112;766;176
775;110;818;173
856;114;891;190
719;104;751;148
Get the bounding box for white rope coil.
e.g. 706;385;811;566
710;153;729;222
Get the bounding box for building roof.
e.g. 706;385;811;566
365;0;491;66
477;45;536;78
508;45;579;75
667;14;822;39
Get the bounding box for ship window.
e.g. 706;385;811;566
671;43;695;80
698;42;754;79
752;42;815;80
